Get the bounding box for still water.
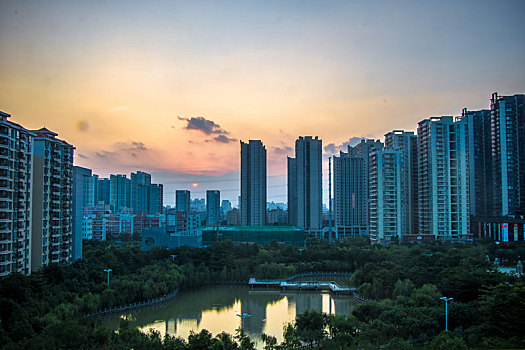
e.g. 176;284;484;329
102;285;357;348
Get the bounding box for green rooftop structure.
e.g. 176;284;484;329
202;226;305;246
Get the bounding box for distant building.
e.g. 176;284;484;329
267;208;288;225
97;178;110;205
0;111;34;276
206;190;221;225
176;190;191;213
333;151;367;237
141;226;202;251
417;116;470;239
240;140;267;226
221;200;232;219
490;93;525;217
288;136;322;231
287;157;297;226
31;128;74;272
226;208;241;226
202;226;304;246
110;174;131;211
72;166;93;260
130;171;163;215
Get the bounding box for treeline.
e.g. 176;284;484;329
1;237;524;349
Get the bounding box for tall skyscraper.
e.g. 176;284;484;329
288;136;322;230
460;108;492;218
221;200;232;217
176;190;191;213
490;93;525;217
240;140;267;226
369;148;406;242
384;130;418;234
206;190;221;225
333;152;366;237
287;157;297;226
0;111;34;276
110;174;131;211
72;166;92;260
31;128;74;271
417;116;470;239
131;171;151;213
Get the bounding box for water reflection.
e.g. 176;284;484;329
102;285;356;348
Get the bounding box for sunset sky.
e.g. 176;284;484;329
1;0;524;206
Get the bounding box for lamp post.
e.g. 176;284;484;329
104;268;112;286
236;313;251;334
440;296;453;331
170;254;177;261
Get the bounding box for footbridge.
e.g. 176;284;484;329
248;272;355;294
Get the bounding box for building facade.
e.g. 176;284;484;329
490;93;525;217
176;190;191;213
31;128;74;271
0;111;34;276
369;148;406;243
240;140;267;226
417;117;470;239
384;130;418;234
333;151;366;237
206;190;221;225
72;166;92;260
288;136;322;230
110;174;131;211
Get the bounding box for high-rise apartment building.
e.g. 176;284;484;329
240;140;267;226
287;157;297;226
149;184;163;215
31;128;74;271
176;190;191;213
384;130;418;234
460;108;493;218
131;171;151;213
417;117;470;239
333;151;366;237
0;111;34;276
287;136;322;230
72;166;92;260
221;200;232;218
206;190;221;225
110;174;131;211
490;93;525;217
369;148;406;242
349;139;383;232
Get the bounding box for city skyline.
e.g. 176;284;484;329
1;0;525;205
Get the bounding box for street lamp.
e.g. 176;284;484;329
104;268;112;286
170;254;177;261
440;296;453;331
236;313;251;334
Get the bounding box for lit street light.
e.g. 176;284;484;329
440;296;453;331
104;268;112;286
170;254;177;261
236;313;251;334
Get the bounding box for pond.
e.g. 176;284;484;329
102;285;358;348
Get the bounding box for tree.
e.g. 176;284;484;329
429;332;467;350
295;310;327;347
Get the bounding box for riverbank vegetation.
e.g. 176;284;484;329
1;238;524;349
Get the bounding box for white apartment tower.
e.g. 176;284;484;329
417;117;470;239
240;140;266;226
369;148;406;242
0;111;34;276
31;128;75;271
